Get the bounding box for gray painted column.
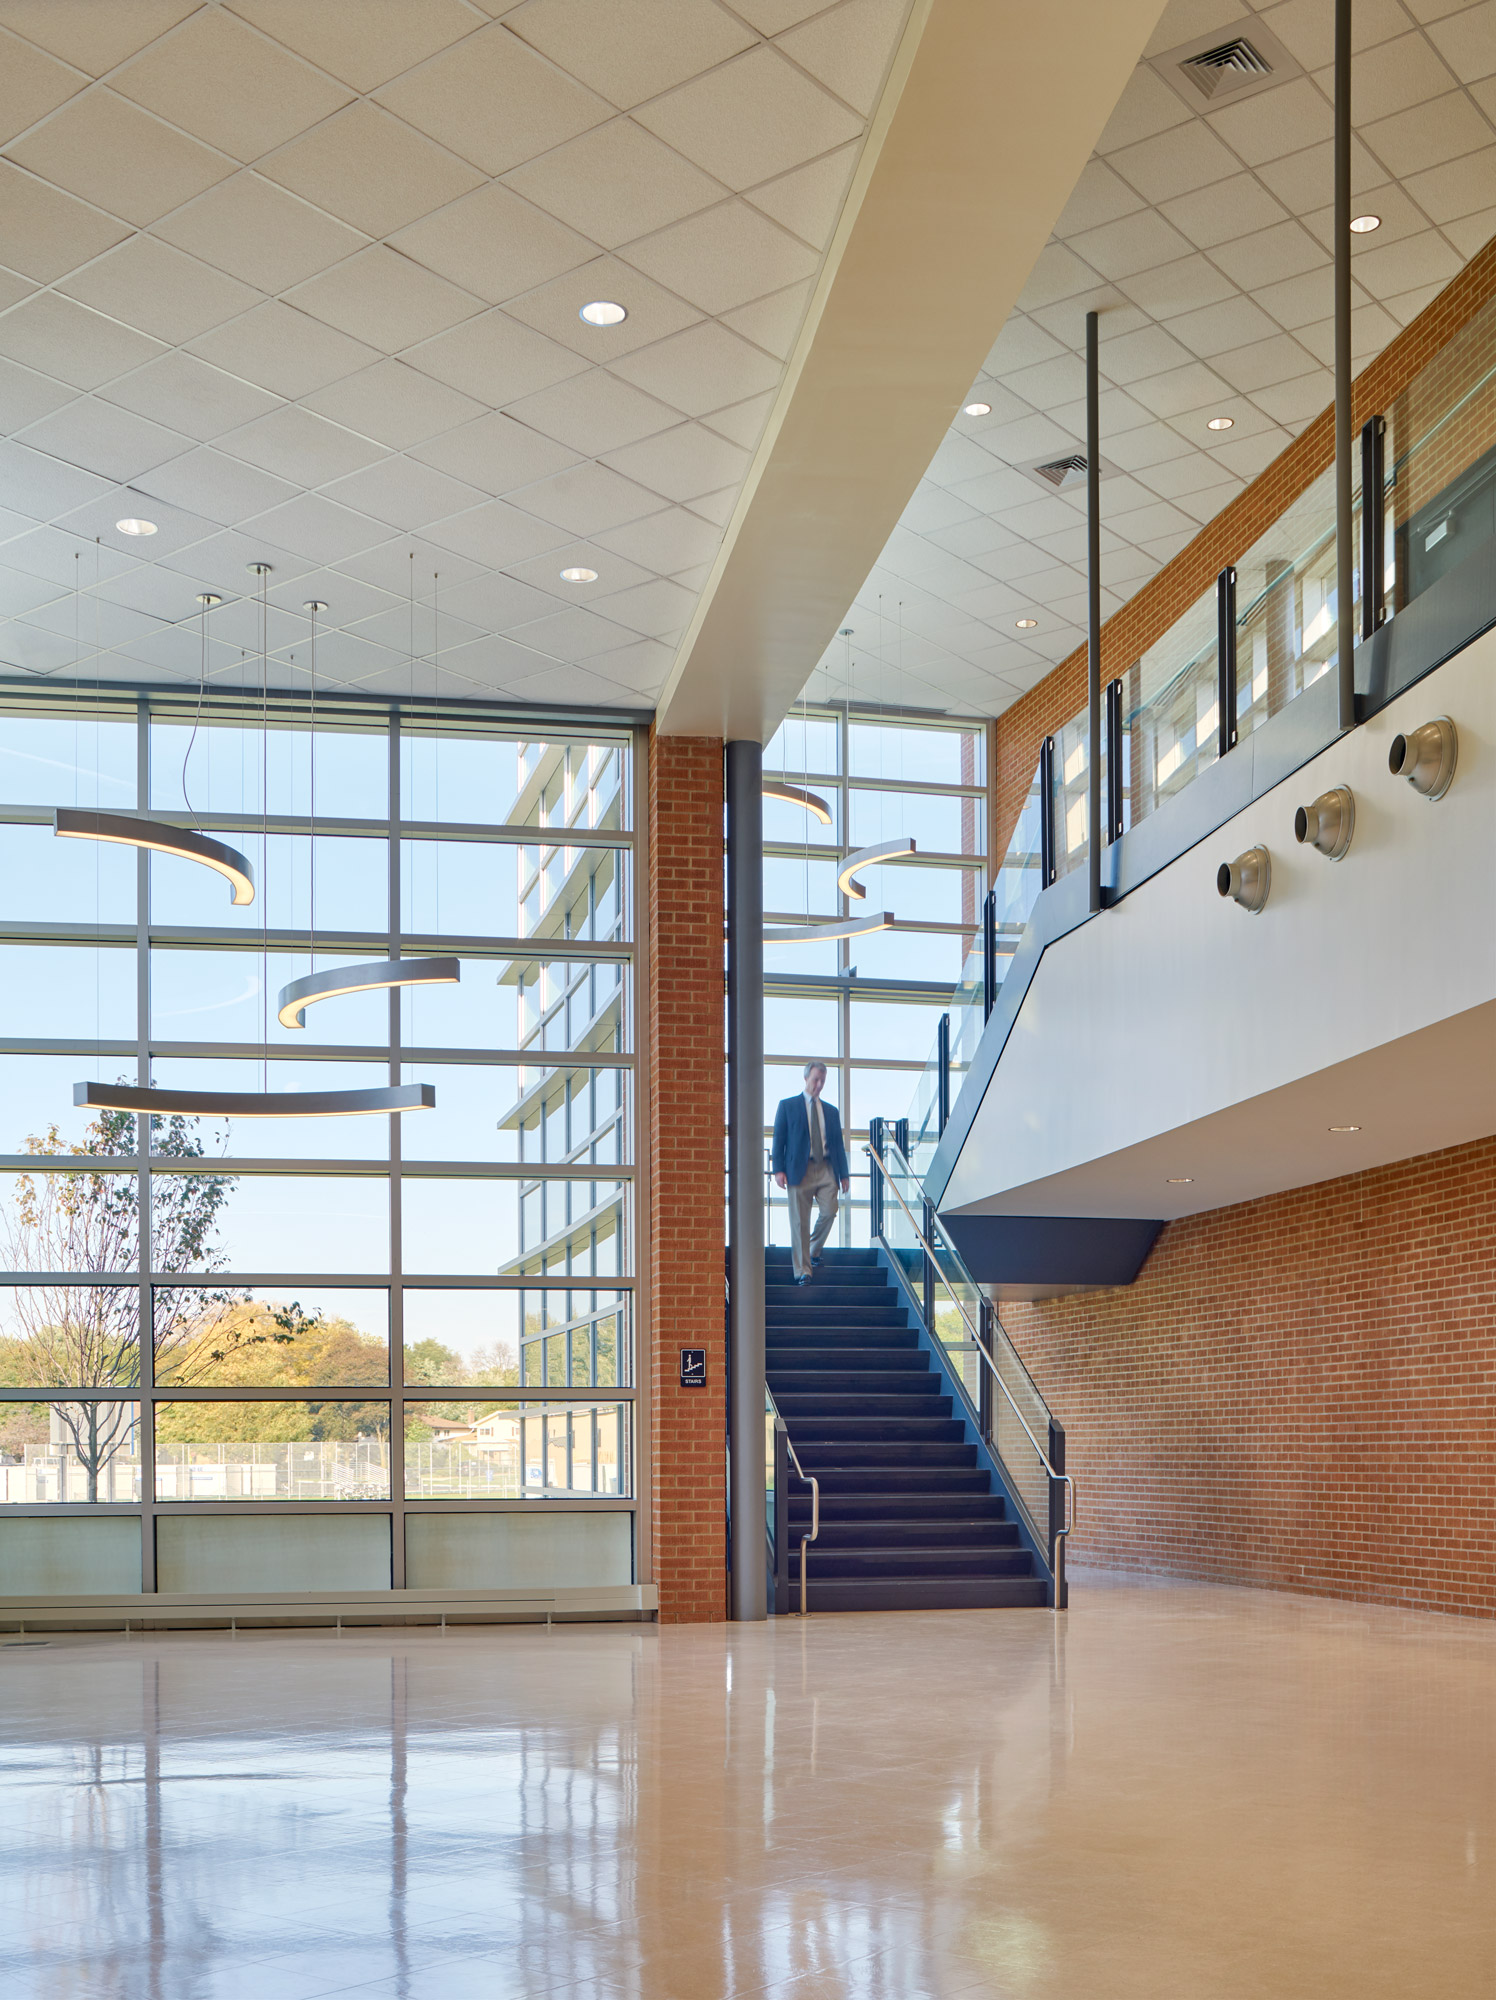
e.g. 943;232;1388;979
725;738;766;1619
1335;0;1356;732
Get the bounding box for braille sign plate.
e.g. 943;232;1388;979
679;1347;706;1388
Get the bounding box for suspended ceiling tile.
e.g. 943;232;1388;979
568;502;719;571
286;246;484;356
153;525;316;594
260;102;485;240
344;600;487;657
390;182;594;306
1304;179;1444;251
0;167;127;287
511;460;665;535
984;314;1065;375
0;27;85;144
188;301;382;400
112;7;353;162
1213;77;1338;165
0;353;73;429
1161;174;1291;251
398;630;560;690
322;456;488;534
506;0;757;112
137;445;300;527
585;633;675;694
406;307;589;406
999;353;1088;408
623;200;819;315
1205;428;1294;480
590;574;698;638
1294;298;1415;368
23;593;164;651
16;398;192;484
503;116;728;251
0;0;197;76
100;351;280;444
718;279;812;359
243;493;390;567
1243;370;1334;425
1095;63;1193;153
503;254;702;359
301;361;485;453
1443;203;1496;254
219;406;387;488
374;22;612;177
602;421;750;503
731;0;835;29
1015;241;1104;313
1317;31;1460;123
1404;142;1496;221
332;534;487;597
1158;293;1282;359
1171;475;1245;524
1115;253;1237;321
506;537;654;596
1105;119;1240;206
775;0;910;117
56;236;262;345
5;515;154;582
1052;159;1150;238
700;389;776;448
683;483;737;527
1207;218;1328;291
261;566;403;629
1125;360;1235;420
153;172;369;295
501;658;641;705
226;0;481;94
1341;226;1464;297
0;619;96;675
601;319;783;420
1063;207;1196;282
431;569;566;632
504;368;681;456
744;141;859;249
1258;0;1418;68
1424;2;1496;83
422;497;571;568
0;292;164;390
4;88;235;228
0;565;67;617
505;603;643;660
635;44;863;191
1251;264;1339;329
1101;420;1197;472
410;409;580;493
1095;321;1199;385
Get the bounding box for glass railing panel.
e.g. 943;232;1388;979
993;760;1043;974
1388;287;1496;617
1230;462;1348;747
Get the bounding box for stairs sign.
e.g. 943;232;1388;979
679;1348;706;1388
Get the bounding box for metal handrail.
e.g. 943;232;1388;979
865;1142;1075;1553
767;1386;819;1617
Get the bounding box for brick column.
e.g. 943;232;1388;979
647;731;726;1622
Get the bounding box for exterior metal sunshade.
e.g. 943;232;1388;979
74;1081;435;1118
54;807;255;905
277;956;461;1030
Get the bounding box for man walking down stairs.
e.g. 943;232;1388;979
765;1246;1046;1611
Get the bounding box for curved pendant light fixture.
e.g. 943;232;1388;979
54;808;255;905
277;955;461;1031
75;1081;434;1119
837;836;917;903
763;780;832;825
763;912;894;943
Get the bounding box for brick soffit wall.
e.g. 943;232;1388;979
994;230;1496;858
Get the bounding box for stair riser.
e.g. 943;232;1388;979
774;1396;950;1420
795;1446;977;1469
799;1579;1049;1611
806;1525;1021;1550
769;1373;938;1394
796;1552;1034;1580
791;1495;1006;1519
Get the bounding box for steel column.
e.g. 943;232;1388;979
1335;0;1356;731
1085;309;1102;916
725;738;766;1621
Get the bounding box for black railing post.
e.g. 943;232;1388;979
1105;677;1125;841
772;1421;789;1615
1361;413;1387;638
1048;1416;1068;1611
982;886;997;1020
893;1117;908;1160
1038;735;1057;888
921;1199;936;1333
868;1116;884;1239
978;1297;995;1446
936;1012;951;1136
1216;565;1238;758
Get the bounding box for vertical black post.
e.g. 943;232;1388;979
1104;678;1124;842
1038;736;1057;889
725;738;765;1621
1335;0;1355;731
894;1116;909;1160
1085;309;1102;916
1048;1417;1068;1611
868;1116;884;1240
981;887;997;1020
1361;414;1387;639
1216;566;1238;758
936;1011;951;1136
978;1298;995;1445
921;1198;935;1331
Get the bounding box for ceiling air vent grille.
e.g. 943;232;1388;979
1033;454;1088;490
1180;36;1272;99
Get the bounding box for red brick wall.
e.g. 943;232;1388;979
647;732;727;1622
995;230;1496;858
1004;1137;1496;1619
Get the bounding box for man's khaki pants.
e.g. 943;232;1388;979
789;1161;838;1279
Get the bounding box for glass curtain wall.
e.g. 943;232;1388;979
0;690;639;1599
762;707;989;1247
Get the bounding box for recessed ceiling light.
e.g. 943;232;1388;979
1349;214;1381;234
1166;1176;1193;1184
1015;617;1038;629
559;566;598;583
116;517;157;536
1329;1124;1361;1132
1207;416;1234;431
579;300;626;327
963;401;992;416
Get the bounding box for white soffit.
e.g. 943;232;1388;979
801;0;1496;722
0;0;919;707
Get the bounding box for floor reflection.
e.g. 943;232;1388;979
1;1579;1492;1997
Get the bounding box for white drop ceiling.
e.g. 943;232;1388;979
0;0;913;706
802;0;1496;719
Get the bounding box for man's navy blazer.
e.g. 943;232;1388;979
771;1094;849;1187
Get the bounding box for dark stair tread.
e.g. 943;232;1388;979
794;1444;977;1468
794;1549;1034;1580
768;1372;938;1394
805;1521;1021;1549
772;1392;948;1416
791;1492;1004;1517
799;1578;1049;1612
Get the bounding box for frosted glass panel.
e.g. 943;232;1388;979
404;1510;631;1589
156;1512;390;1592
0;1516;140;1593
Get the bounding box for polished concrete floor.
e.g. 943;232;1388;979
2;1574;1492;1999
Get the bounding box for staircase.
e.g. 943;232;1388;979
766;1245;1047;1610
